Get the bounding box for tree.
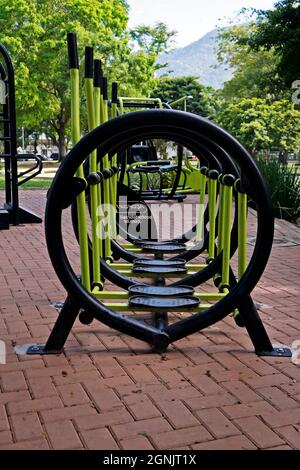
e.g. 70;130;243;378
0;1;174;158
218;24;286;101
219;1;300;91
244;0;300;87
151;76;220;119
216;98;300;156
130;22;176;57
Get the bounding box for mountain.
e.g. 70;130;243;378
156;29;233;89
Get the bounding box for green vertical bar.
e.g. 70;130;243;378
70;68;90;290
221;184;233;286
94;86;103;259
111;101;118;239
196;172;206;242
238;192;247;280
208;178;217;260
217;183;225;255
85;77;100;284
100;94;112;258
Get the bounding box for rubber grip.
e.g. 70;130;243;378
102;77;108;100
94;59;102;87
84;47;94;78
67;32;78;69
112;82;118;103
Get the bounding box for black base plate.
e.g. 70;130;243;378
26;344;61;355
256;346;292;357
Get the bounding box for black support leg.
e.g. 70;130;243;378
26;296;80;355
237;295;292;357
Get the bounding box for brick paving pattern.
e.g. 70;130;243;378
0;190;299;450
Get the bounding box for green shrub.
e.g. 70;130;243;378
256;158;300;221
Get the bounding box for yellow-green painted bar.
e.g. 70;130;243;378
221;185;233;286
70;68;90;290
101;303;213;312
93;291;226;302
196;172;206;242
217;183;225;255
94;84;103;259
111;263;207;270
111;270;199;277
238;192;247;280
208;178;217;259
111;101;118;239
85;77;101;284
100;90;112;258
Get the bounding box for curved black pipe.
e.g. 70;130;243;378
45;110;273;346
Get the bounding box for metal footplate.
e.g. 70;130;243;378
133;239;178;247
134;258;186;267
132;266;187;276
129;295;200;311
141;243;186;254
128;284;194;297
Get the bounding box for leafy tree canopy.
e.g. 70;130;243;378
218;24;286;101
216;97;300;155
151;76;220;119
0;0;174;157
224;1;300;88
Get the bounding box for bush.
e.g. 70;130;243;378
256;158;300;221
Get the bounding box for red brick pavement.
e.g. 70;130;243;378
0;190;299;450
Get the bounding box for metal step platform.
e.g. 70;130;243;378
128;284;194;297
129;295;200;311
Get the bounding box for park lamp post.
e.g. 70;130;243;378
169;95;193;111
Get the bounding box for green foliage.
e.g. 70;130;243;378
130;22;176;57
0;1;174;158
244;0;300;87
218;24;286;101
256;158;300;221
216;98;300;155
151;76;220;118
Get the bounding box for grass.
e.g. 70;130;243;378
0;176;53;190
256;158;300;221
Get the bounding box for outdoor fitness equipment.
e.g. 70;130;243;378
117;96;199;201
24;33;291;358
0;43;42;228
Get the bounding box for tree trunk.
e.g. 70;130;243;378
50;105;68;161
58;126;66;161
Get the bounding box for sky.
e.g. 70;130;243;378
127;0;276;48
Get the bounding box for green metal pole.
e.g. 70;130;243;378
196;172;206;242
85;74;101;284
70;68;90;290
238;191;247;280
221;184;233;287
208;177;217;260
111;91;118;240
100;78;112;259
94;79;103;261
217;183;225;255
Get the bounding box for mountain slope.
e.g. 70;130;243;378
157;29;233;89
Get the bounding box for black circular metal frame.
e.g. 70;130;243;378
44;110;275;350
72;131;240;290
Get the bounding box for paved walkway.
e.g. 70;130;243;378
0;190;299;450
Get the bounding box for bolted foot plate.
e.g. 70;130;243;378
256;346;292;357
25;344;62;355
